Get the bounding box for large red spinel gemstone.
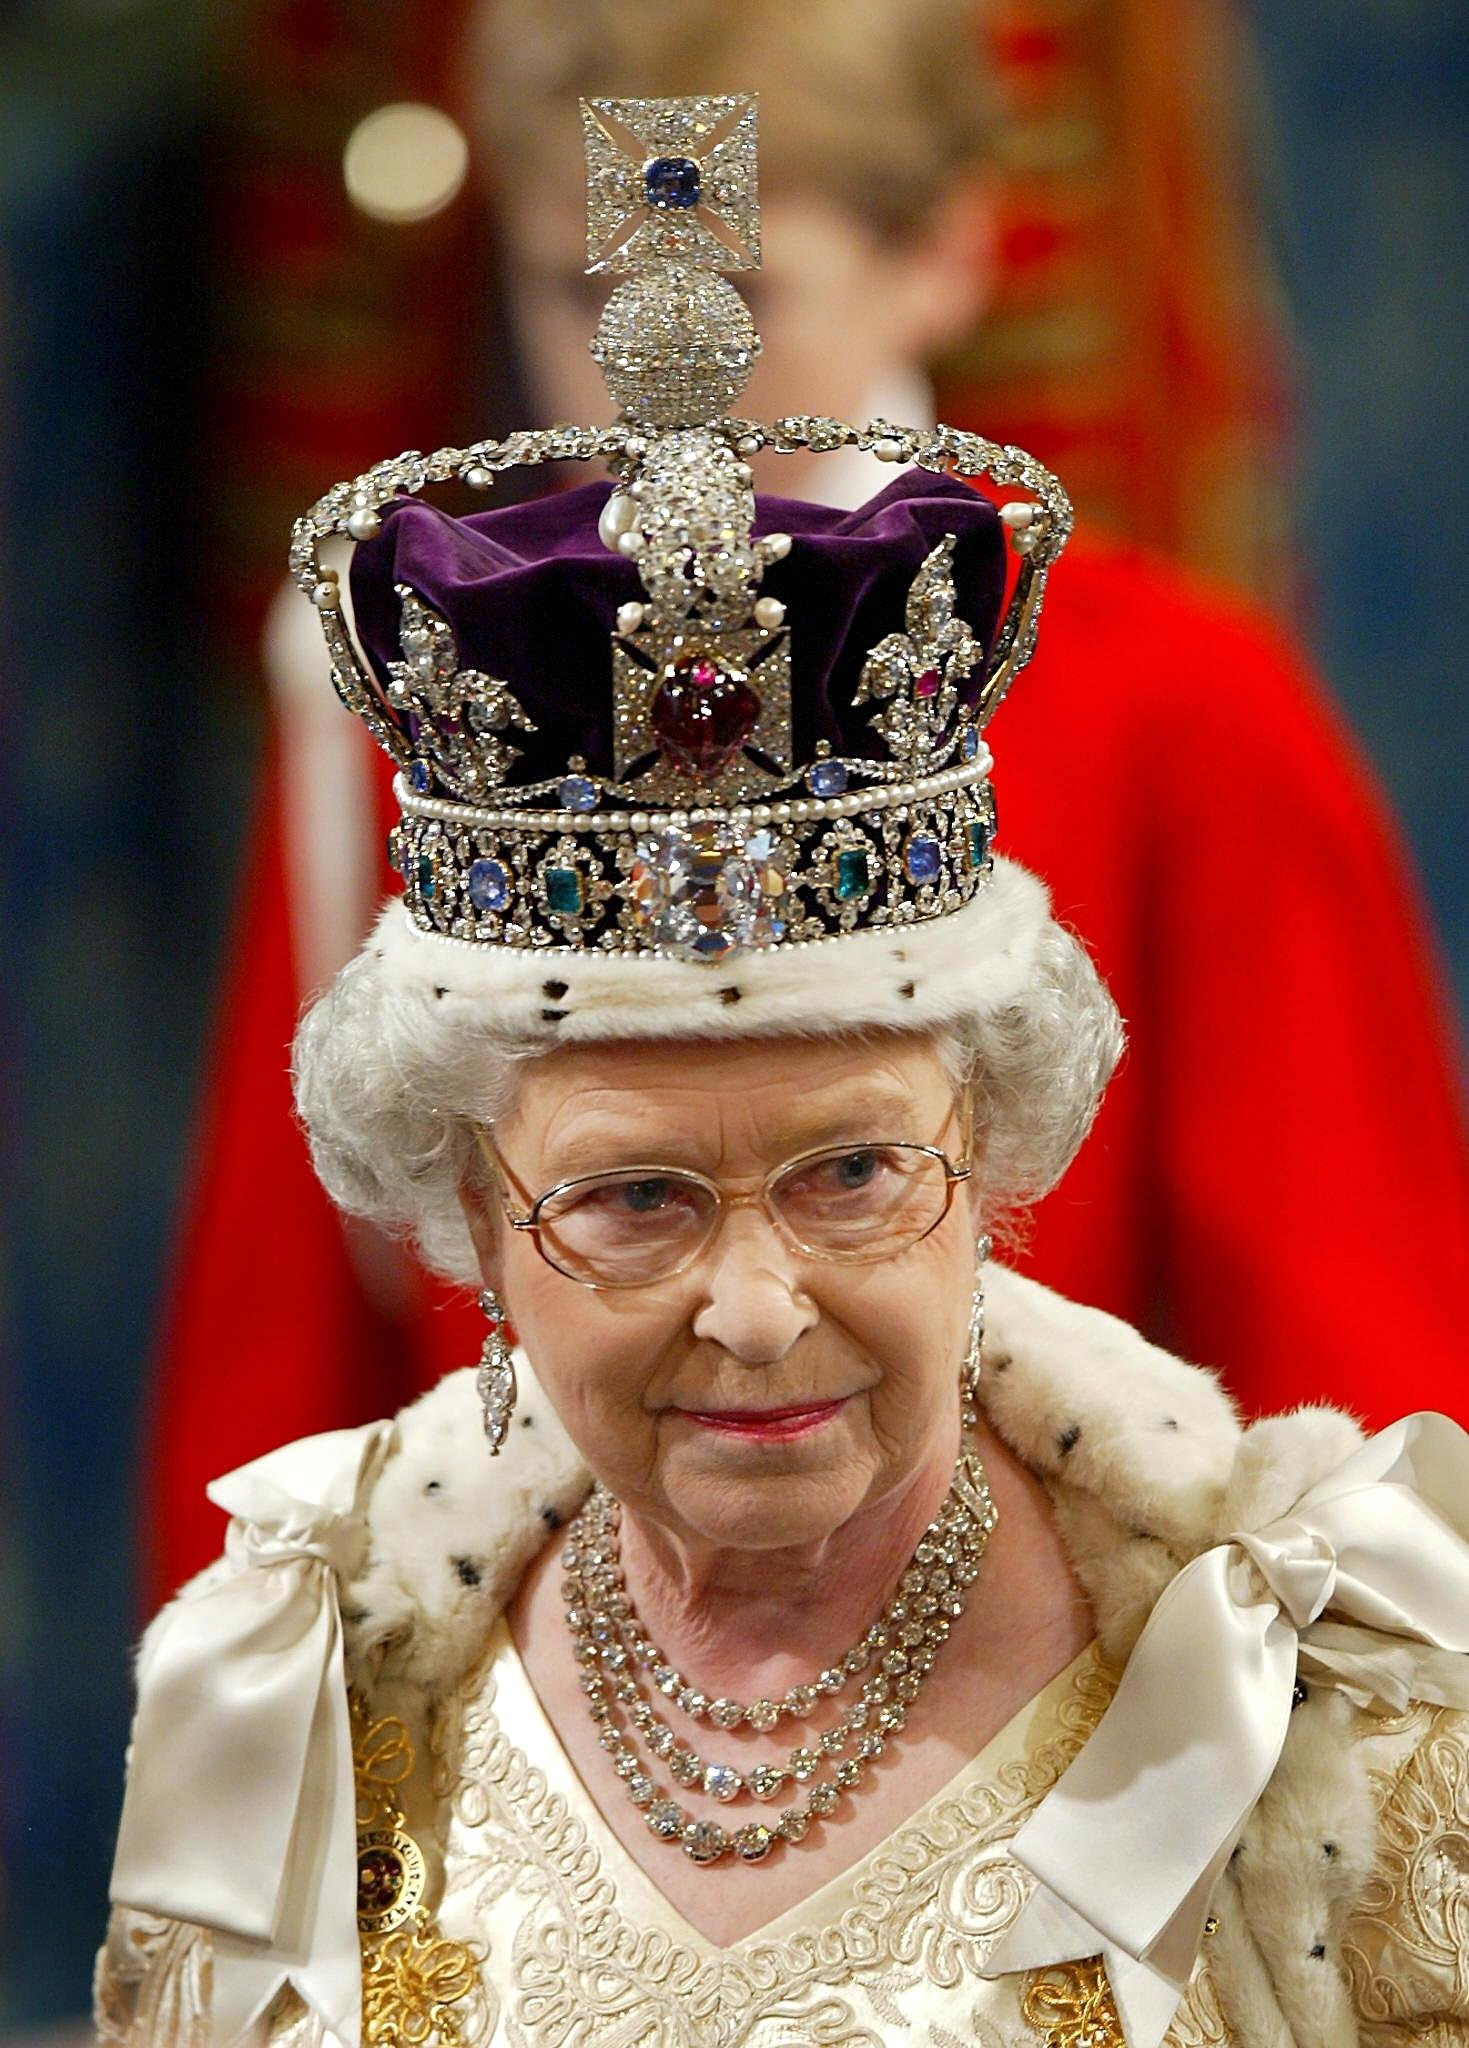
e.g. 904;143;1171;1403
650;655;761;778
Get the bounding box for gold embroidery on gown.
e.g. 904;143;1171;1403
94;1908;214;2047
430;1623;1229;2047
1341;1702;1469;2035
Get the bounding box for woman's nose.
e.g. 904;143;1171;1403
690;1209;818;1363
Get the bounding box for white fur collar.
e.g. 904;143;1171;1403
342;1266;1363;1698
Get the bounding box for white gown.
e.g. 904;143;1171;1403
420;1622;1228;2047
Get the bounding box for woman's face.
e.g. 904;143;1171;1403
463;1031;981;1553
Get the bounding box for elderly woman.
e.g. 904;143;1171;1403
102;97;1469;2048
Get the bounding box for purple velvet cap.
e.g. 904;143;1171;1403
349;470;1008;788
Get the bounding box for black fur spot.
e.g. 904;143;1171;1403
542;979;569;1000
1309;1942;1326;1960
423;1479;443;1496
1161;1415;1179;1431
541;1008;567;1023
434;985;448;999
1056;1423;1082;1457
898;981;916;999
540;1504;562;1529
718;987;742;1005
520;1412;535;1427
453;1557;483;1588
1322;1841;1338;1860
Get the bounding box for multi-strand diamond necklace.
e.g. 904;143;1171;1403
560;1438;997;1865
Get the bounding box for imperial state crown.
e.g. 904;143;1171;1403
288;94;1071;988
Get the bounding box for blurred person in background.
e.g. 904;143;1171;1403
145;0;1468;1606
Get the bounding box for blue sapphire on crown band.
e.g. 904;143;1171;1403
468;857;509;912
559;774;598;813
808;759;848;798
905;835;942;885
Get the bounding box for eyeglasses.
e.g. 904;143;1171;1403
473;1102;972;1290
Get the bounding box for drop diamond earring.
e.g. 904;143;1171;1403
961;1234;992;1431
477;1288;517;1455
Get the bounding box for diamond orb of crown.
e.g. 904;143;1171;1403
590;264;760;427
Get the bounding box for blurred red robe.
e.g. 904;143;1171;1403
143;530;1469;1609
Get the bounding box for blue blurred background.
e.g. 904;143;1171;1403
1;0;1464;2033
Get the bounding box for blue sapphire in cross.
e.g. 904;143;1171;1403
644;155;702;211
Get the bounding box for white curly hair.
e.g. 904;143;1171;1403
292;915;1123;1289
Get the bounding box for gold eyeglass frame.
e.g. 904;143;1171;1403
473;1098;973;1291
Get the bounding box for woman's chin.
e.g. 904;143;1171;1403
656;1432;874;1551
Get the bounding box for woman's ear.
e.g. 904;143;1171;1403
458;1180;504;1292
964;1117;989;1236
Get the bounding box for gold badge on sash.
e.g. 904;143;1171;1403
352;1695;478;2044
1021;1956;1126;2047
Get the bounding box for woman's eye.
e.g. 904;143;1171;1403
831;1150;879;1190
785;1150;891;1201
568;1177;699;1220
619;1178;675;1213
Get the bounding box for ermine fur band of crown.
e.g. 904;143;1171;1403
288;95;1072;967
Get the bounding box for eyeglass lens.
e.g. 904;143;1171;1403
533;1144;950;1284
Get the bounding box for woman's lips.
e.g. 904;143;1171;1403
681;1398;847;1441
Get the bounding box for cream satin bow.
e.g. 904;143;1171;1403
983;1411;1469;2047
110;1420;396;2048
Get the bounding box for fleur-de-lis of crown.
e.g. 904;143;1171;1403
854;537;987;777
386;586;536;802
